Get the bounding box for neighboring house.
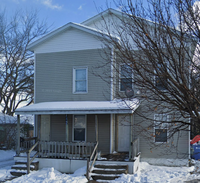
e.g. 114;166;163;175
0;113;33;150
14;9;191;175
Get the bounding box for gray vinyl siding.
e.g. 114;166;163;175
87;114;96;142
98;114;110;154
50;115;66;141
35;49;111;103
134;103;189;159
48;114;110;154
68;115;73;142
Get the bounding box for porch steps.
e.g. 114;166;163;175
91;164;128;182
10;161;39;177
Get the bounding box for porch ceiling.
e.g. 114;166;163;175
15;99;140;115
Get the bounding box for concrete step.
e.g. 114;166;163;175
92;168;127;174
15;160;39;170
10;160;39;177
91;174;121;181
94;164;128;170
10;170;26;177
91;164;128;182
11;164;35;171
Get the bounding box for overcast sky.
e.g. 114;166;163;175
0;0;118;30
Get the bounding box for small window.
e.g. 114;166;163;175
154;114;168;142
120;65;133;91
73;115;86;141
73;67;88;93
155;63;167;90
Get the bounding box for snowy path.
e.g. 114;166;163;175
0;157;15;168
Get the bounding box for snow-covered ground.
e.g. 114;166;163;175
1;150;200;182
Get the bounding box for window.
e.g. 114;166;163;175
73;115;86;141
154;114;169;142
155;63;167;90
73;67;88;93
120;65;133;91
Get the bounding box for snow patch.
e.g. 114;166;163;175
141;158;189;167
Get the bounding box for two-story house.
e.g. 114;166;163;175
14;8;190;176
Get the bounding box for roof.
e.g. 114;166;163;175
15;99;140;115
27;22;118;51
82;8;124;26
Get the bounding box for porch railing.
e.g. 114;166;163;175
20;137;37;153
86;141;98;180
129;137;139;160
38;141;96;159
27;141;39;174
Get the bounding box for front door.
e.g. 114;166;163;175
117;115;131;152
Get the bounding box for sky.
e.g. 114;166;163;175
0;0;118;30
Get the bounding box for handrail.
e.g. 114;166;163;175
27;141;39;174
20;137;37;153
86;141;98;180
130;137;139;160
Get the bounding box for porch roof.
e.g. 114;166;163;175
15;99;140;115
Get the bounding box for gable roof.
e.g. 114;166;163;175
82;8;124;26
27;22;118;51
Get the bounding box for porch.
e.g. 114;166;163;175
14;100;140;176
14;137;140;175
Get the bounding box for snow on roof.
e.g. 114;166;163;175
0;113;33;124
15;99;140;115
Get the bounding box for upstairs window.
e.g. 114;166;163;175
120;65;133;91
73;67;88;93
155;63;167;90
154;114;169;143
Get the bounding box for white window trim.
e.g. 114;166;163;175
73;66;88;94
119;64;134;92
154;114;170;143
154;62;168;91
72;114;87;142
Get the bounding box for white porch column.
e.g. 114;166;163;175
17;115;20;156
110;114;115;153
129;114;133;160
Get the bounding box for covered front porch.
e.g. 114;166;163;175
14;99;140;175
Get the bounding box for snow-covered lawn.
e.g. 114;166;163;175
1;150;200;182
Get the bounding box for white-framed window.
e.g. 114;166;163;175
154;63;167;90
73;115;86;142
120;64;133;91
154;114;169;143
73;67;88;93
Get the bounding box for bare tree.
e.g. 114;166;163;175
0;10;49;116
93;0;200;155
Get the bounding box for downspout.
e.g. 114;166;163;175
110;47;115;153
34;52;37;138
110;46;115;101
110;114;113;154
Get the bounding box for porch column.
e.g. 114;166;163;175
129;114;133;160
17;115;20;156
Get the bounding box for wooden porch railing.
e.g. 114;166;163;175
27;141;39;174
19;139;97;174
86;141;98;180
129;137;139;160
20;137;37;153
19;137;39;174
38;141;96;159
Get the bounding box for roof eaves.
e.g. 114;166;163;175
27;22;118;51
